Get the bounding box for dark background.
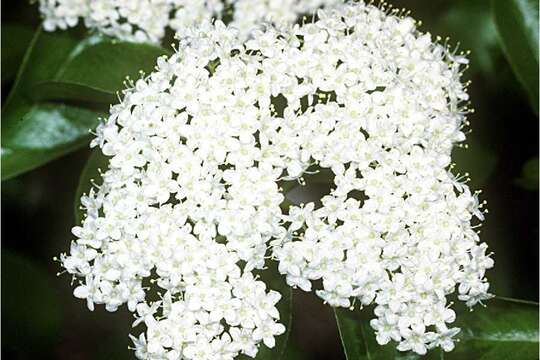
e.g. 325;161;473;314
2;1;538;359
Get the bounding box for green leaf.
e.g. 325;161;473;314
1;27;171;180
2;251;63;354
30;37;171;103
2;103;106;181
452;135;498;188
282;343;308;360
1;23;34;85
515;157;539;190
2;28;98;181
335;297;539;359
74;149;109;224
334;307;371;360
54;39;169;93
493;0;539;113
30;80;117;104
438;0;501;76
334;306;436;360
450;297;539;359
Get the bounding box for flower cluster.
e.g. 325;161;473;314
262;4;492;355
62;19;292;360
228;0;339;37
60;1;493;358
38;0;339;43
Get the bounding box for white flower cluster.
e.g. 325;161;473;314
38;0;223;43
38;0;339;43
61;19;292;360
262;4;492;355
228;0;340;37
60;1;493;358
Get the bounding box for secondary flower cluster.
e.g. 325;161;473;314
60;1;493;358
38;0;339;43
264;4;493;355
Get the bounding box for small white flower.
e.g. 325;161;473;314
73;274;101;311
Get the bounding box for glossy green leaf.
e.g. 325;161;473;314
74;149;109;224
450;297;539;359
334;306;371;360
493;0;539;113
1;27;170;180
2;103;106;180
334;306;439;360
2;28;98;181
1;23;34;85
335;297;539;359
54;39;169;93
30;37;171;103
30;80;117;104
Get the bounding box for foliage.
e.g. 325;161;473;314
493;0;539;113
335;297;539;359
2;252;63;355
1;27;170;180
516;157;539;191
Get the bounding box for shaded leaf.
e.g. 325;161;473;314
1;28;170;180
438;0;501;76
334;306;439;360
452;135;498;188
2;251;63;354
29;36;171;103
335;297;539;359
73;149;109;224
493;0;539;113
282;343;309;360
2;28;100;180
1;23;34;85
450;297;539;359
51;38;170;94
30;80;117;104
515;157;539;191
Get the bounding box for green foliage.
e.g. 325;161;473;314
493;0;539;113
2;103;105;181
1;23;34;85
31;36;172;103
282;343;308;360
450;297;539;359
335;297;539;359
515;157;539;191
2;251;63;355
73;149;110;224
1;28;170;181
438;0;501;76
334;306;441;360
452;136;498;188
